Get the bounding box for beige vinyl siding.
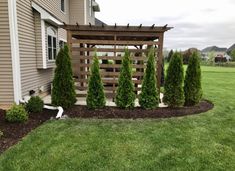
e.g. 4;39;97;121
86;0;95;25
58;28;67;42
69;0;85;24
17;0;53;97
34;0;69;24
34;10;44;69
0;0;14;104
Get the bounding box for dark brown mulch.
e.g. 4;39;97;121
0;100;213;154
66;100;214;119
0;109;57;154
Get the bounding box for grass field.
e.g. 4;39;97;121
0;66;235;171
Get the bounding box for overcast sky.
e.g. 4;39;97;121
95;0;235;50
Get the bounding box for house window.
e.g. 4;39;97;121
61;0;65;13
89;0;92;16
47;27;57;61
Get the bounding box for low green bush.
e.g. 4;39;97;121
5;104;28;123
26;96;44;113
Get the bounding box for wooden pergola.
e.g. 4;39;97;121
61;24;172;98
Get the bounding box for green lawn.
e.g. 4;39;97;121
0;66;235;171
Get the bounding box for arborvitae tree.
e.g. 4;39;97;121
184;52;202;106
115;49;135;108
52;45;77;109
167;50;174;62
86;52;106;109
163;52;184;107
139;47;159;109
161;59;165;86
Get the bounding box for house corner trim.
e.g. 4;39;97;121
41;19;47;69
8;0;22;104
84;0;87;24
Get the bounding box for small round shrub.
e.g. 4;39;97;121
26;96;44;113
5;104;28;123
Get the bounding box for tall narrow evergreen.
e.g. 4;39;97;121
184;52;202;106
167;49;174;62
139;47;159;109
115;49;135;108
52;45;77;109
163;52;184;107
86;52;106;109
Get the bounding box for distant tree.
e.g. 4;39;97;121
231;49;235;61
184;52;202;106
52;45;77;109
115;49;135;109
167;50;174;62
86;52;106;109
182;50;192;64
163;52;185;107
139;47;159;109
208;51;215;65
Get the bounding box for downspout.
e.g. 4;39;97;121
20;98;64;119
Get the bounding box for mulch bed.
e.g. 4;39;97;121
0;109;57;154
0;100;213;154
66;100;214;119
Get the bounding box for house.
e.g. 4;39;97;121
201;46;227;59
0;0;100;108
227;43;235;55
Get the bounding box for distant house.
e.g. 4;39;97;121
201;46;227;61
224;54;232;61
227;44;235;55
201;46;227;57
215;54;227;63
0;0;100;107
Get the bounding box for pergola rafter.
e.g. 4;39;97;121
61;24;172;98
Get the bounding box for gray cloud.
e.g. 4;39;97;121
164;21;235;50
96;0;235;50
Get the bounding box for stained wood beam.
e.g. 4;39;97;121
61;24;173;32
71;39;160;46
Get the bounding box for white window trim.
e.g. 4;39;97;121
41;20;47;68
47;27;58;62
60;0;66;14
32;2;62;68
32;2;63;26
89;0;92;17
8;0;22;104
59;38;67;43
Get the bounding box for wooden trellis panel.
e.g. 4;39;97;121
62;24;172;98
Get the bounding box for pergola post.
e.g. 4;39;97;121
67;30;72;55
157;33;164;90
